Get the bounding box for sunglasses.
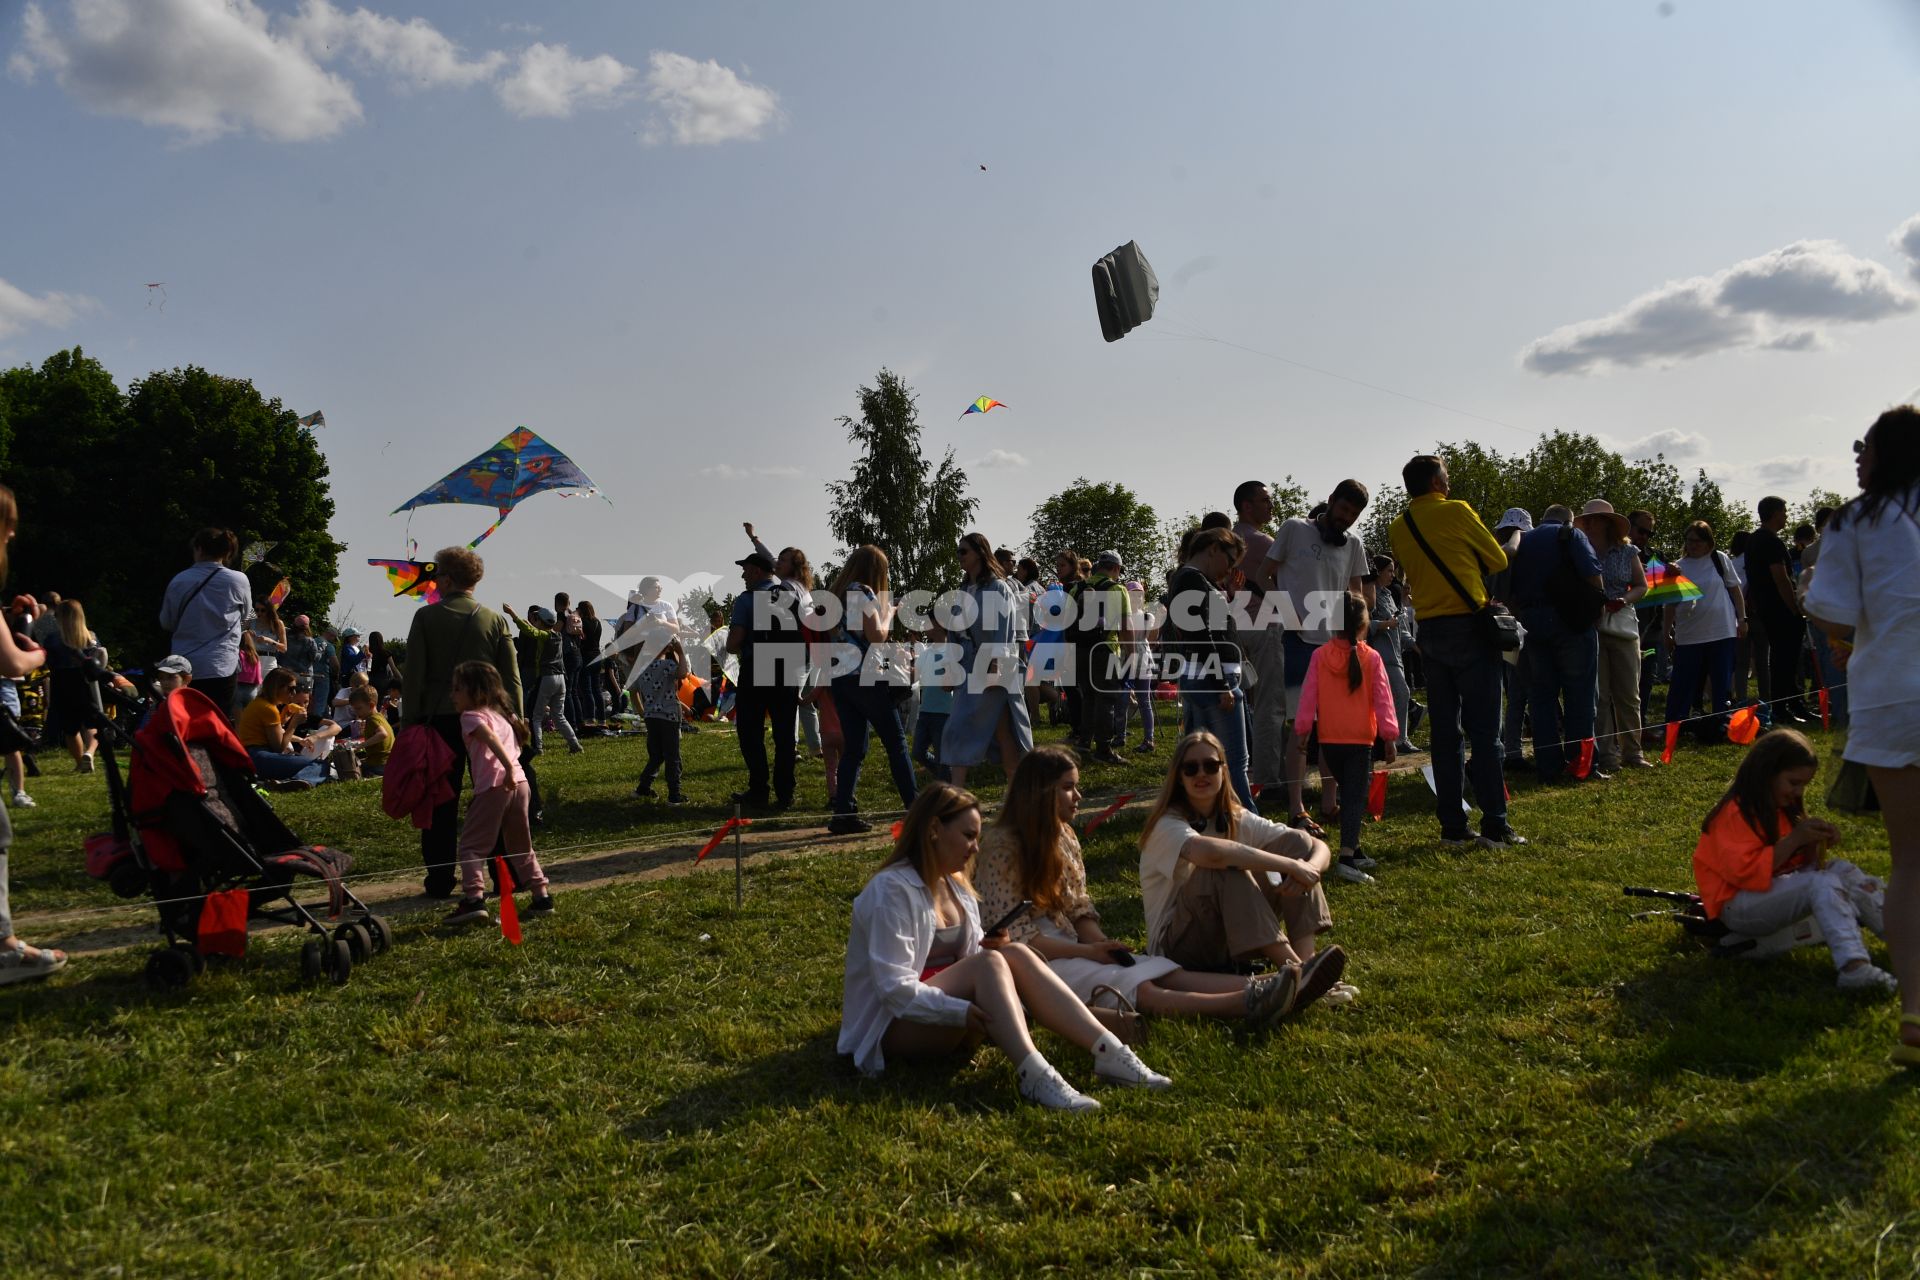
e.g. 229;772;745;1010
1854;439;1867;456
1181;758;1224;777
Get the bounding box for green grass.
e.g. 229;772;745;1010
4;721;1918;1276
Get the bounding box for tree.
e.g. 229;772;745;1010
825;369;977;593
0;348;341;663
1788;487;1846;533
1024;479;1163;580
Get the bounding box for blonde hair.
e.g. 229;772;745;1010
1138;731;1241;849
880;782;980;885
56;599;93;651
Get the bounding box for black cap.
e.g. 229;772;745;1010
736;551;774;572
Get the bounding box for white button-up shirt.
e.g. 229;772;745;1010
838;862;982;1076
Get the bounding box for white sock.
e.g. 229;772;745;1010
1091;1031;1123;1058
1018;1050;1051;1079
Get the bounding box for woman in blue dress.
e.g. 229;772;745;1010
942;533;1034;788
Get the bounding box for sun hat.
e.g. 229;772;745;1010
1576;499;1631;543
1494;508;1534;534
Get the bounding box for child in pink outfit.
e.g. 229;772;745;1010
1292;591;1399;883
446;660;552;926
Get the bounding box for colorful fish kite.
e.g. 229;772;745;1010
1638;559;1704;609
960;396;1006;419
297;411;326;428
393;426;600;546
367;558;442;605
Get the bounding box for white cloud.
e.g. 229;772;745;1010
1521;238;1917;376
1754;456;1815;485
1619;429;1708;461
495;42;635;118
287;0;503;89
971;449;1029;470
641;51;782;145
1893;213;1920;285
0;276;94;339
697;463;803;480
10;0;362;142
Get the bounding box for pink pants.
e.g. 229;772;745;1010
457;781;549;899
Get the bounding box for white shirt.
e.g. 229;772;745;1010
1139;806;1296;951
1263;518;1369;644
838;863;981;1076
1804;490;1920;715
1671;551;1739;647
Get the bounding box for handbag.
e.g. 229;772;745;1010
1402;507;1522;652
1088;983;1146;1045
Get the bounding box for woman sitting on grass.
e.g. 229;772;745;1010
1693;728;1893;991
1138;732;1352;1014
971;747;1299;1030
234;668;327;790
839;782;1173;1112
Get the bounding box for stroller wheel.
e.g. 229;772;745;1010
326;938;353;986
299;938;325;982
336;923;373;965
363;915;393;955
145;948;195;991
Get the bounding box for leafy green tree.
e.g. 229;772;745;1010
826;369;978;593
1268;475;1312;524
1788;488;1846;533
1023;478;1163;580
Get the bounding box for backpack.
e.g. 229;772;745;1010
1545;526;1607;631
740;582;805;690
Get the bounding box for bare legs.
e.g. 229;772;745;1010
1869;765;1920;1047
1134;970;1252;1018
880;943;1112;1063
947;709;1027;792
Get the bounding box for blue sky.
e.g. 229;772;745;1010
3;0;1917;636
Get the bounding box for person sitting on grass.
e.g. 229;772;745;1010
1290;590;1398;885
444;660;553;927
839;782;1174;1111
1139;731;1353;1013
972;747;1301;1030
234;668;327;790
1693;728;1893;992
344;686;393;778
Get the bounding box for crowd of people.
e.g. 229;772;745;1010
0;409;1914;1091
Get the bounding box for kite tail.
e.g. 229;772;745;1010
468;510;511;547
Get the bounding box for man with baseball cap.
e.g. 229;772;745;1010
726;549;802;809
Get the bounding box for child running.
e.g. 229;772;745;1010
1290;590;1398;883
1692;729;1892;992
447;660;554;926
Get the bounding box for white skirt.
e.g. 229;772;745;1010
1031;920;1180;1001
1843;701;1920;769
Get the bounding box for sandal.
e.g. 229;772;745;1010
0;938;69;985
1893;1013;1920;1069
1288;813;1327;840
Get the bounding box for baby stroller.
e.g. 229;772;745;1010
85;672;390;989
1622;886;1827;959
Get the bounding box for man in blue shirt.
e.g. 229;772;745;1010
725;551;800;809
1509;504;1606;784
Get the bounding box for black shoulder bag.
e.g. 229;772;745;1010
1402;507;1523;653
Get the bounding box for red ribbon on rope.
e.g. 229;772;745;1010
1662;721;1680;765
1083;792;1138;835
494;857;522;945
695;818;752;863
1366;771;1388;821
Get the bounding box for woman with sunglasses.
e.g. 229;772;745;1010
1806;408;1920;1065
971;747;1301;1031
941;532;1033;788
840;783;1173;1110
1138;732;1352;1013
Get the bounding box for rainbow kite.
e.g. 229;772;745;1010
1637;559;1703;608
959;396;1006;419
367;558;443;605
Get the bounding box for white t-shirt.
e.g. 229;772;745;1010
1671;551;1739;646
1263;518;1368;644
1804;491;1920;715
1139;806;1299;951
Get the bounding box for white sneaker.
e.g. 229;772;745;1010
1092;1037;1173;1091
1017;1057;1101;1112
1322;980;1360;1006
1838;963;1898;994
10;790;32;808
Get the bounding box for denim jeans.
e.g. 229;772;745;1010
1665;636;1735;736
1809;627;1848;726
912;711;949;778
1518;609;1599;781
1413;615;1508;837
247;747;327;787
1179;681;1254;809
832;675;917;814
1500;647;1529;761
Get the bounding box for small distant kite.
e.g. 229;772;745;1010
241;540;276;568
367;557;442;605
267;576;291;608
297;411;326;429
960;396;1006;419
1091;240;1158;342
979;164;987;171
392;426;601;547
145;283;167;311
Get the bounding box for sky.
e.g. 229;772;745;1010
2;0;1918;637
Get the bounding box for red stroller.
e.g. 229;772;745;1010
87;682;390;988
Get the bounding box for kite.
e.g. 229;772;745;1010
241;540;276;568
145;283;166;311
268;577;291;608
297;411;326;429
960;396;1006;419
367;557;442;605
1638;560;1703;608
1091;240;1158;342
393;426;601;547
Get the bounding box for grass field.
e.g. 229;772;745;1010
3;713;1916;1277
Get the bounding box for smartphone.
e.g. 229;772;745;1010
1106;947;1136;967
986;900;1031;935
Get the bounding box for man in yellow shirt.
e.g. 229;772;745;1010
1387;455;1525;850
